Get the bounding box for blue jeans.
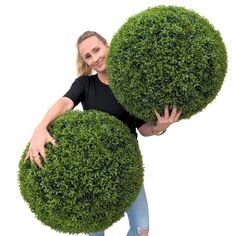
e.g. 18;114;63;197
89;186;149;236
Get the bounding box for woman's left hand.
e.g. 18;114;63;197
153;105;182;135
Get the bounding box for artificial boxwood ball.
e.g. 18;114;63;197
107;6;227;121
18;110;143;234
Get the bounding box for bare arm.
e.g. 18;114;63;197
38;97;74;128
25;97;74;167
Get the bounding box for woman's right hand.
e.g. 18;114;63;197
25;125;56;168
24;97;74;167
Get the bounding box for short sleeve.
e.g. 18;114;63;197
134;117;146;128
63;76;88;107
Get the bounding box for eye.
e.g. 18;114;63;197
94;47;100;52
85;54;91;59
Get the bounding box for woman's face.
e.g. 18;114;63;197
79;36;108;73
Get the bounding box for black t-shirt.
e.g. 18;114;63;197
63;74;145;137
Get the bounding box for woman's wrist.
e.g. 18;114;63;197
152;125;166;136
35;123;48;131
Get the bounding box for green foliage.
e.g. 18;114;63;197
107;6;227;122
18;110;143;234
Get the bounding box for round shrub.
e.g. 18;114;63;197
107;6;227;121
18;110;143;234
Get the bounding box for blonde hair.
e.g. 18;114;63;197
76;31;108;77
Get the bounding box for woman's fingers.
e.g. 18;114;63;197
174;110;182;122
25;148;37;161
170;106;177;121
164;105;169;118
34;154;43;168
170;106;182;122
24;148;42;168
38;145;46;160
28;138;56;166
154;110;162;120
25;142;47;167
155;105;182;126
48;137;56;146
24;129;56;168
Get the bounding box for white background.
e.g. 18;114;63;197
0;0;235;235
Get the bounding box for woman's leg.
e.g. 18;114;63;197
127;186;149;236
89;232;104;236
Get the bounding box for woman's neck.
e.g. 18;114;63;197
97;72;109;85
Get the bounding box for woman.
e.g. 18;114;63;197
25;31;181;236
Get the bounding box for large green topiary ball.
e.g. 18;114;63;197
107;6;227;121
18;110;143;234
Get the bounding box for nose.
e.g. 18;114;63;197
92;55;99;64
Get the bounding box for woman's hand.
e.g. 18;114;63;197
138;105;182;136
153;105;182;135
23;97;74;167
25;125;56;168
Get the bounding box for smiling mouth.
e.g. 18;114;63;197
97;60;103;67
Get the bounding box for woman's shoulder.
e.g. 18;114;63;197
70;74;95;87
75;74;98;84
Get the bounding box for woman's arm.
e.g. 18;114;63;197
138;106;181;137
25;97;74;167
37;97;74;128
